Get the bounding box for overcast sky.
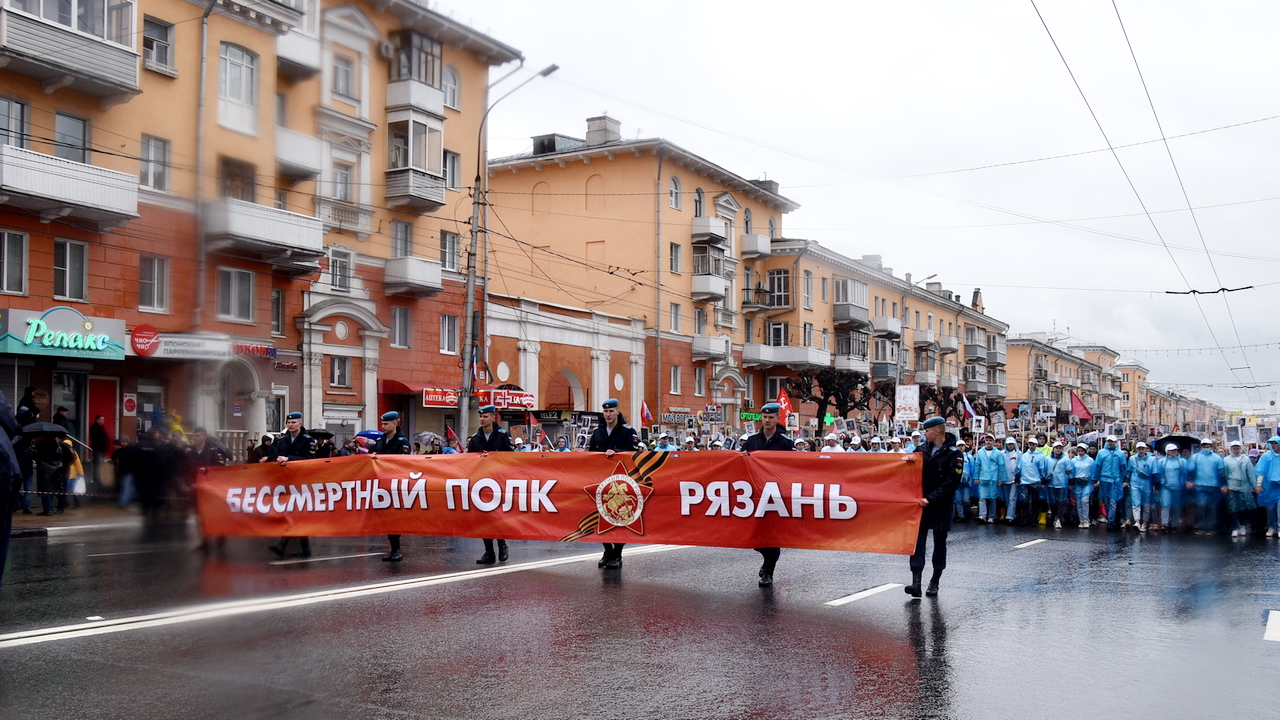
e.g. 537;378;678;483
442;0;1280;415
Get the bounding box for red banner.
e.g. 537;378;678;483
196;451;924;554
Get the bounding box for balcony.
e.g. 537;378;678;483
386;79;445;116
742;287;770;311
1034;367;1048;381
277;31;321;79
742;344;831;368
691;216;728;243
384;256;443;297
913;329;936;347
0;12;139;104
714;308;738;329
937;335;959;354
834;302;871;329
692;335;731;360
204;198;324;277
964;366;988;384
740;233;771;258
1063;376;1080;388
871;362;896;380
1046;372;1060;385
964;343;986;362
0;145;138;229
834;354;870;374
691;274;728;301
939;373;960;388
872;316;902;338
276;128;322;181
914;370;937;386
385;168;446;212
987;349;1007;366
987;382;1008;397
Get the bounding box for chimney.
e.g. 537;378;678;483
750;178;780;195
585;115;621;146
971;288;984;314
925;281;943;295
904;272;912;285
856;254;882;271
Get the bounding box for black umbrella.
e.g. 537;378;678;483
1152;434;1199;456
308;428;335;439
20;422;68;437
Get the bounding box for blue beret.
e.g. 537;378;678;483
479;404;497;414
380;411;399;421
602;398;619;409
761;403;782;413
921;417;945;429
286;411;303;420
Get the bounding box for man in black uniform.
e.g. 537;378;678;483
587;398;641;569
373;411;411;562
187;426;228;550
264;412;318;558
740;402;794;587
466;404;513;564
904;415;963;599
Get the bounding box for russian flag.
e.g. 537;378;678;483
961;394;977;420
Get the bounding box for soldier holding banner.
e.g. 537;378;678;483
373;411;411;562
741;402;794;587
266;412;317;558
467;404;513;564
903;416;962;598
587;398;641;570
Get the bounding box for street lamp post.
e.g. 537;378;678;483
457;64;558;445
896;273;937;384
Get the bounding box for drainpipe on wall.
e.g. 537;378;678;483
193;0;217;332
654;149;665;423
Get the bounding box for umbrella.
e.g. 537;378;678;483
202;433;232;457
20;422;68;437
308;428;335;439
356;430;382;441
413;430;443;446
1152;434;1199;456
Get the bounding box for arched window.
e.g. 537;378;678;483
693;188;705;217
669;176;682;210
532;181;550;216
585;174;605;210
442;66;460;109
767;217;777;239
743;208;753;234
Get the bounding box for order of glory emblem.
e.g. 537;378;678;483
584;462;654;535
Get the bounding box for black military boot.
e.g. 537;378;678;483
497;540;509;563
925;570;942;597
904;569;923;598
477;539;496;565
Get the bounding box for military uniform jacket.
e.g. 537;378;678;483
467;427;514;453
918;439;964;530
588;423;640;452
374;430;411;455
741;430;796;452
271;431;318;461
187;445;227;469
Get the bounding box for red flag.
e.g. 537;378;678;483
446;426;459;442
641;401;653;424
777;388;793;423
1070;390;1092;420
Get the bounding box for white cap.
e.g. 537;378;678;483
825;432;839;441
956;439;967;446
1165;443;1180;452
1136;442;1147;449
1200;437;1214;445
1005;437;1017;444
871;436;882;443
740;433;751;442
684;436;696;443
911;430;922;437
1052;441;1063;447
1229;440;1242;448
513;438;524;445
712;440;723;447
890;437;902;444
658;431;671;439
1078;442;1089;449
850;435;861;443
1106;435;1117;442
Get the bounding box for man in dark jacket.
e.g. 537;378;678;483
89;414;111;493
467;404;513;564
265;412;317;558
587;398;641;569
52;406;75;437
740;402;794;587
904;416;963;599
373;411;411;562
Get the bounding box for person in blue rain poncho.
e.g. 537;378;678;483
953;439;972;522
1222;440;1256;538
973;434;1006;523
1045;441;1072;529
1001;437;1020;522
1126;442;1158;532
1154;443;1190;532
1255;435;1280;538
1071;442;1097;527
1187;437;1226;533
1016;439;1049;526
1092;436;1128;530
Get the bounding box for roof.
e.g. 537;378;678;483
489;138;800;213
385;1;522;65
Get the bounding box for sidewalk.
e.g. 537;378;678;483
10;502;146;538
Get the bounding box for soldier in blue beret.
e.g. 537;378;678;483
588;398;641;569
266;411;317;558
903;416;962;598
374;410;412;562
740;402;794;586
467;404;513;564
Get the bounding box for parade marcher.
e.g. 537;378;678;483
848;435;865;453
373;411;411;562
1154;443;1189;532
1017;438;1049;525
682;436;698;452
822;433;845;453
1071;442;1096;527
1036;432;1052;456
903;417;962;599
555;435;572;452
1188;438;1226;534
1223;441;1256;538
467;404;514;564
653;432;678;451
265;412;318;558
1256;436;1280;537
973;434;1005;523
953;439;971;522
587;399;642;570
889;437;904;453
247;435;274;464
1046;442;1071;528
794;438;811;451
741;402;794;587
904;430;922;454
1000;437;1020;522
186;426;227;549
1093;436;1128;531
1127;442;1157;532
869;437;884;452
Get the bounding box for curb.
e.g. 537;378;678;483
10;528;48;539
11;515;158;539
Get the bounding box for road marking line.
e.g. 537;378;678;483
85;617;103;621
1266;611;1280;642
1014;539;1049;549
825;583;904;606
0;544;684;648
268;552;384;565
86;548;180;558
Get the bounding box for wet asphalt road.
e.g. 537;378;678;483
1;522;1278;720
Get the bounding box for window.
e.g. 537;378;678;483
142;18;174;72
53;240;87;301
0;233;26;294
218;44;257;133
139;136;168;191
329;249;352;291
217;267;253;321
439;314;458;354
669;303;681;333
803;322;813;347
0;98;27;148
766;269;790;307
927;312;934;331
138;255;168;311
694;367;706;397
390;307;410;348
439;231;459;271
669;176;682;209
274;192;287;210
1122;391;1131;406
15;0;134;44
768;217;777;239
669;365;681;395
332;162;352;202
743;318;754;344
1122;372;1131;383
333;56;356;98
271;288;284;335
387;119;442;174
442;66;460;108
821;277;829;303
768;321;789;347
54;113;89;163
821;328;829;351
276;93;286;126
803;270;812;309
692;246;724;277
693;188;705;217
744;374;755;408
330;356;350;388
915;311;921;330
392;221;413;257
668;243;681;273
743;208;753;234
694;308;706;335
390;30;442;86
443;151;460;191
766;377;786;404
219;157;255;202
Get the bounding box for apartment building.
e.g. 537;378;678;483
0;0;519;449
1116;360;1148;424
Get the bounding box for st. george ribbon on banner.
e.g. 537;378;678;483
196;450;924;555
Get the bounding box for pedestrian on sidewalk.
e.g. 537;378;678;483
114;437;136;508
89;415;111;494
33;436;73;516
13;387;37;514
903;417;962;599
0;391;23;585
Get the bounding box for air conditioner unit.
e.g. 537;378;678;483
377;40;395;60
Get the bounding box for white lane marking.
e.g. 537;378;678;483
85;617;103;621
0;544;683;648
1014;539;1049;549
268;552;384;566
825;583;904;607
86;548;178;558
1266;611;1280;642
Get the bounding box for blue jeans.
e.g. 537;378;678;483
1099;481;1120;527
1048;486;1069;522
118;472;135;508
1073;481;1093;523
16;470;33;512
1002;483;1018;519
954;484;971;518
1267;502;1278;530
1194;487;1220;530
